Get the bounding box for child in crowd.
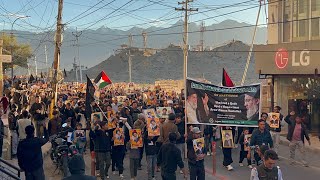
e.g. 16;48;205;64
238;128;252;168
72;123;86;154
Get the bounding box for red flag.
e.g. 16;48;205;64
222;68;234;87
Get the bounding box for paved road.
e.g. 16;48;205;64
41;141;320;180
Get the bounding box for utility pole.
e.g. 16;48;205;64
142;31;147;50
34;56;38;76
175;0;197;159
72;28;82;82
128;34;133;83
73;57;78;82
200;21;205;51
45;45;48;76
52;0;64;106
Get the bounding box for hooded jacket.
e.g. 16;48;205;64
62;155;96;180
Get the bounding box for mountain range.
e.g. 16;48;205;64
10;19;267;71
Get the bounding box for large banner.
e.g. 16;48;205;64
186;78;261;126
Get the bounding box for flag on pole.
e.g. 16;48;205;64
222;68;234;87
86;75;96;119
64;69;67;77
29;74;35;83
94;71;112;89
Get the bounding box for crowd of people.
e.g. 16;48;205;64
0;78;318;180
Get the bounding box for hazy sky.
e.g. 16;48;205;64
1;0;267;32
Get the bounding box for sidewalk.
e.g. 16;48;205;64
279;134;320;153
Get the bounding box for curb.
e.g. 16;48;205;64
279;136;320;153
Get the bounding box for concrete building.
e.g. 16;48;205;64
255;0;320;132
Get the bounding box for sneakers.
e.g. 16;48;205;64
112;171;116;175
248;165;253;169
106;176;110;179
138;166;142;170
227;165;234;171
120;174;124;178
156;167;160;172
207;152;211;156
239;163;244;167
180;170;184;174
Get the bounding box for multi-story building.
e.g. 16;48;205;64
255;0;320;132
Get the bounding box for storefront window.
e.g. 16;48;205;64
276;76;320;132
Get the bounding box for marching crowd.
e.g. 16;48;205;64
0;78;318;180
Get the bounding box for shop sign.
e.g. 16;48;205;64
255;40;320;74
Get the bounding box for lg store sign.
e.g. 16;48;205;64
275;48;310;69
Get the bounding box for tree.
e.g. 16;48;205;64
1;33;33;70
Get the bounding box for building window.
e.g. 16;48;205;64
283;0;291;42
293;0;309;40
311;18;319;36
311;0;320;38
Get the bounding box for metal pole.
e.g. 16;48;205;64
128;34;133;83
52;0;64;106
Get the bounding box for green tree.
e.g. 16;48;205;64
1;33;33;69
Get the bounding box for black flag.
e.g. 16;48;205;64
64;69;67;77
85;75;95;119
29;74;35;83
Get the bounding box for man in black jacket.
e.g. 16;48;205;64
157;132;187;180
285;112;310;167
175;114;185;160
17;125;48;180
91;121;112;180
187;127;205;180
63;155;96;180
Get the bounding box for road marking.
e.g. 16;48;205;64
278;155;320;171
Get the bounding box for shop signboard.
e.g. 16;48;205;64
254;40;320;74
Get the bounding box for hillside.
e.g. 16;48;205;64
65;40;259;85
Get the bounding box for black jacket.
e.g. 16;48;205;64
157;142;184;174
144;133;159;156
17;136;48;172
92;129;112;152
176;121;185;144
187;137;205;166
63;155;96;180
250;129;273;148
285;115;310;143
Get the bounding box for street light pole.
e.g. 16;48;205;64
10;16;30;84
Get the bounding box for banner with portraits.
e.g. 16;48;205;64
267;112;280;129
186;78;261;127
156;107;174;119
147;117;160;136
193;137;205;155
113;128;125;146
130;129;143;149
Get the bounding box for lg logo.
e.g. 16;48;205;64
275;48;310;69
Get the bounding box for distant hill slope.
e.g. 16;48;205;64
65;40;259;85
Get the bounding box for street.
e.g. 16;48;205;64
41;142;320;180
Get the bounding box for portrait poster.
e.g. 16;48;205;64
186;78;261;127
147;117;160;136
113;128;125;146
244;134;252;151
156;107;174;119
116;96;127;104
107;118;117;129
74;130;85;138
130;129;143;149
91;112;102;125
143;109;157;119
267;112;280;129
221;130;234;148
193;137;205;155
